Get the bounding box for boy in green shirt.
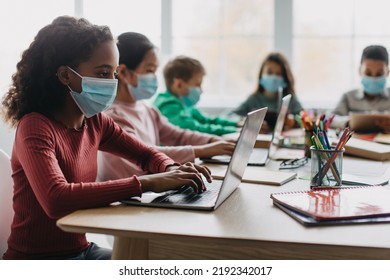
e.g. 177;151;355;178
153;56;239;136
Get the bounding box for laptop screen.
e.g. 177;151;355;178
267;94;292;159
215;107;267;208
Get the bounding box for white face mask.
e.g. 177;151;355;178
67;66;118;118
127;73;158;101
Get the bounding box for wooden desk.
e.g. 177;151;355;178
57;158;390;260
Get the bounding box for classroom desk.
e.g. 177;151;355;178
57;157;390;260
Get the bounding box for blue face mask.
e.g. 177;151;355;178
259;74;286;93
182;87;201;107
128;73;158;101
67;66;118;118
361;75;387;95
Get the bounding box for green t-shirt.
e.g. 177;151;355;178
153;90;237;136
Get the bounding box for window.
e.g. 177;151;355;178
0;1;74;94
0;1;74;153
79;0;274;108
294;0;390;108
2;0;390;112
171;0;274;107
83;0;161;42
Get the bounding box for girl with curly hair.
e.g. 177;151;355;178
1;16;210;260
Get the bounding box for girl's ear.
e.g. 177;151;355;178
56;66;71;85
117;64;130;82
127;66;139;87
117;64;138;87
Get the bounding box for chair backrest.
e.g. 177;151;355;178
0;149;13;258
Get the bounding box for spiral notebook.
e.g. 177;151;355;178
270;186;390;225
273;201;390;226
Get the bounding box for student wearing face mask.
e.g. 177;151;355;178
98;33;235;181
231;52;303;133
153;56;240;136
332;45;390;132
1;17;211;260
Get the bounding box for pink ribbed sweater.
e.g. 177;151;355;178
3;112;174;259
99;100;212;180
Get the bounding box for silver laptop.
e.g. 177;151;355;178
121;107;267;211
202;94;292;166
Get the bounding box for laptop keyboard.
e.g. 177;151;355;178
157;180;222;205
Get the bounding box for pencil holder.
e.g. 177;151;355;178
304;130;314;158
310;146;344;188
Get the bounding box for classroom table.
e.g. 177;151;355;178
57;157;390;259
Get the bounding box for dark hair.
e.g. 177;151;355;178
1;16;113;127
255;52;295;96
117;32;154;70
361;45;389;65
163;56;205;92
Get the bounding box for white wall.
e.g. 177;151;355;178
0;121;15;155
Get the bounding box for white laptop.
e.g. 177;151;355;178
202;94;302;166
121;107;267;211
267;95;305;161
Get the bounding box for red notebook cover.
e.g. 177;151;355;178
270;186;390;221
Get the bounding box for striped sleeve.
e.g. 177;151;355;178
14;114;169;219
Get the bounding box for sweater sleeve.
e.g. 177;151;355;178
331;93;351;128
231;95;255;116
149;106;212;162
14;115;138;219
98;113;175;173
288;95;304;114
333;93;350;116
14;114;174;219
190;107;237;126
156;94;237;135
151;106;211;146
187;108;237;135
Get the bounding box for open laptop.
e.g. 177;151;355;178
121;107;267;211
267;96;305;161
202;94;296;166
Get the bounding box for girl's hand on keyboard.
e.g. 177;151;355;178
139;163;212;194
177;162;212;182
193;141;235;158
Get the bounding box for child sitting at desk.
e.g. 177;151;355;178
153;56;240;136
98;32;235;180
332;45;390;132
230;52;303;133
1;16;210;260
